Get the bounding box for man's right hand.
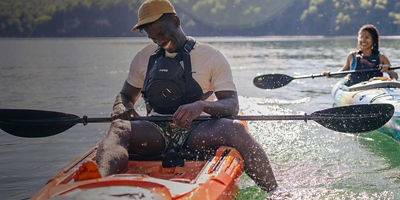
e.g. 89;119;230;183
111;103;125;120
111;105;138;120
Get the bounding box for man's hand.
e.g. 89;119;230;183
111;83;142;120
111;104;139;120
173;101;204;129
111;103;125;120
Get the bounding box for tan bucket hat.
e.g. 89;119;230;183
131;0;176;32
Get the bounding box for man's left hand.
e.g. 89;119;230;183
173;101;204;129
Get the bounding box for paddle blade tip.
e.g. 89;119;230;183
313;104;394;133
0;109;80;138
253;74;292;89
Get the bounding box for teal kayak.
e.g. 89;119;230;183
332;78;400;141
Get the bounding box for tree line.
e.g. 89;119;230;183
1;0;399;37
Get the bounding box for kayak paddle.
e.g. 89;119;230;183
0;104;393;137
253;66;400;89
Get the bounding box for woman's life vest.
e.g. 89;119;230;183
141;38;203;114
347;51;382;86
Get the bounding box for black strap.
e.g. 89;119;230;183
183;37;196;54
142;49;163;115
182;38;196;77
162;148;184;168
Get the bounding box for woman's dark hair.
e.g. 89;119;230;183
358;24;380;55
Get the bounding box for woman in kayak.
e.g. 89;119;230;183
323;24;397;86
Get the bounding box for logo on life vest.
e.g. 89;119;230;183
360;58;375;66
159;69;168;72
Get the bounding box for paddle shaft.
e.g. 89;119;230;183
293;66;400;80
5;114;374;125
253;66;400;89
75;114;373;124
0;104;393;137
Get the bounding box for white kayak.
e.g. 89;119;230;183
332;78;400;141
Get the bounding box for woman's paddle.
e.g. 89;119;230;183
0;104;394;137
253;66;400;89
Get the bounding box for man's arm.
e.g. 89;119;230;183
173;90;239;128
202;90;239;116
111;81;142;119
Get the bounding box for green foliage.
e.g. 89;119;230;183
0;0;141;36
390;12;400;24
0;0;399;36
174;0;295;28
300;0;400;35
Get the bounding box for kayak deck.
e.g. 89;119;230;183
31;146;244;200
332;78;400;141
348;78;400;91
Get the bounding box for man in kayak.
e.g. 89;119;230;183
74;0;278;192
323;24;397;86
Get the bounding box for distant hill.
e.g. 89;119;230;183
0;0;399;37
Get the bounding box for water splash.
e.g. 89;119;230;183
256;97;311;105
237;96;400;199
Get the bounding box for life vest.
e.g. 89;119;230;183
141;38;203;114
347;51;382;86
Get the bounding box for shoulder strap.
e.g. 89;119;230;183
375;51;381;64
183;37;196;54
142;48;163;115
181;38;203;102
182;37;196;76
350;53;357;70
143;48;163;95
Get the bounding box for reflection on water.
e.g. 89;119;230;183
239;96;398;199
257;97;311;105
1;37;400;199
358;131;400;169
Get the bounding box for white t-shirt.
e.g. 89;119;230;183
126;40;236;101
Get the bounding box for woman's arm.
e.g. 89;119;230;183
380;54;398;80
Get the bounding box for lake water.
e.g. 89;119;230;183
1;36;400;199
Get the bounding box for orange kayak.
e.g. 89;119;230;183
31;145;244;200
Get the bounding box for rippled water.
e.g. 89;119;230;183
1;37;400;199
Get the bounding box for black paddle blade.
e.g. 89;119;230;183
311;104;394;133
253;74;294;89
0;109;80;138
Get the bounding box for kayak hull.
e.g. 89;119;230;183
332;79;400;141
31;146;244;200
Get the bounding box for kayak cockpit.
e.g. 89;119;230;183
32;146;244;200
348;79;400;91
